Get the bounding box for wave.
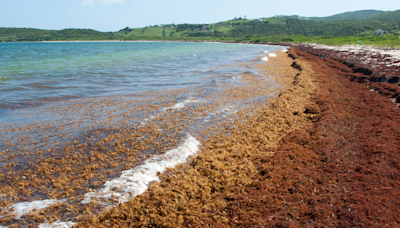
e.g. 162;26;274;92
38;221;76;228
8;199;66;219
163;98;202;111
4;135;200;227
81;135;200;205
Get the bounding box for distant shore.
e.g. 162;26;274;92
4;39;400;51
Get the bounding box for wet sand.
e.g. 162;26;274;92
78;45;400;227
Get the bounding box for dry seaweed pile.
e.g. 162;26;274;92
214;48;400;227
80;46;400;228
293;44;400;105
77;51;317;227
5;44;397;227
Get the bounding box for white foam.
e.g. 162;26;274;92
268;53;277;57
281;48;288;52
203;106;237;122
264;50;269;54
38;221;76;228
82;135;200;205
261;56;269;62
10;199;65;218
164;98;201;111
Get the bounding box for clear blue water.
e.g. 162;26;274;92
0;42;287;225
0;41;270;111
0;41;284;161
0;41;284;158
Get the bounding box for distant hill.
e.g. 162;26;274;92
1;9;400;42
115;17;399;39
274;10;385;21
365;10;400;23
308;10;385;21
222;18;399;37
0;28;115;42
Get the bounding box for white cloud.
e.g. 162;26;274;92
82;0;125;5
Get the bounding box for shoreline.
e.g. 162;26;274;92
2;40;231;44
78;49;316;227
80;45;400;227
3;39;400;50
0;45;286;227
1;42;400;227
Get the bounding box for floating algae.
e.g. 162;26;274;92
81;135;200;205
0;47;292;227
77;50;318;227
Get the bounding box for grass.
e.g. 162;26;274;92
230;34;400;48
217;19;251;24
212;25;235;33
114;34;400;49
303;34;400;48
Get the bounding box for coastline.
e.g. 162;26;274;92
4;39;399;50
0;43;285;227
1;42;400;227
5;39;400;55
79;45;400;227
3;40;230;44
78;49;317;227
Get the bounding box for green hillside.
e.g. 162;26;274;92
116;17;400;39
114;19;253;39
229;18;400;37
309;10;385;21
0;28;116;42
366;10;400;23
1;10;400;43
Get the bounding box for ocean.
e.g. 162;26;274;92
0;41;285;226
1;41;270;118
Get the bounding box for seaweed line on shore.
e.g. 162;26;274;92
76;50;317;227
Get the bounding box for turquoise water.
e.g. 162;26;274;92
0;41;269;112
0;42;287;226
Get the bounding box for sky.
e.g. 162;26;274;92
1;0;399;32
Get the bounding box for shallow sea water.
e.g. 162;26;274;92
0;41;286;227
1;41;268;120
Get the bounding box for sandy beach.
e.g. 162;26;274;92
77;45;400;227
75;49;317;227
1;43;400;227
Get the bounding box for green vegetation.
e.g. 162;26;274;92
366;10;400;23
237;34;400;48
1;9;399;48
0;28;115;42
224;19;400;37
308;10;385;21
116;17;399;39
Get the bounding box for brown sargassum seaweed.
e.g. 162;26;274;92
77;50;318;227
